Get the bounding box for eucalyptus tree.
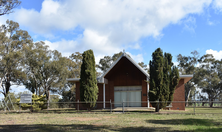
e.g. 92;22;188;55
97;51;130;73
68;52;82;78
22;41;69;108
22;41;50;95
38;50;69;109
177;51;199;105
0;0;21;16
0;20;32;97
97;56;112;73
59;52;83;102
193;54;222;107
138;62;148;71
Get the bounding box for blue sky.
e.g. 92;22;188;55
1;0;222;98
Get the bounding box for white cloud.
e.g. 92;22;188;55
127;43;141;50
182;16;197;33
0;0;214;63
126;52;144;63
10;85;27;94
208;20;214;25
44;29;121;57
213;0;222;12
206;49;222;60
7;0;211;55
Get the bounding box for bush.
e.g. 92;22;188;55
17;94;47;112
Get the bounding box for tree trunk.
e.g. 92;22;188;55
5;80;10;97
39;87;40;96
47;90;50;109
209;99;214;107
155;100;160;112
202;101;205;106
185;89;191;106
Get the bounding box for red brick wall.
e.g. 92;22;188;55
142;80;148;107
171;79;185;110
97;84;103;108
76;78;185;110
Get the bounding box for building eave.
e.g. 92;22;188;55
66;78;80;82
67;77;106;84
179;74;193;83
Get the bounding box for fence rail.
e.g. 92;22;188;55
0;101;222;114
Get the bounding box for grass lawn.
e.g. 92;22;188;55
0;108;222;132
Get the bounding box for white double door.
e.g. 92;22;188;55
114;86;141;107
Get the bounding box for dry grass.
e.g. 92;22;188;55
0;108;222;132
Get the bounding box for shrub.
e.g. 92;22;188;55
17;94;47;112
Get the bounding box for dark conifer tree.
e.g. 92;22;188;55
149;48;164;112
80;49;98;110
169;66;179;102
149;48;179;112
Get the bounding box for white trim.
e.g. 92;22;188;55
103;83;105;109
179;74;193;83
147;77;149;108
66;78;80;82
180;75;193;78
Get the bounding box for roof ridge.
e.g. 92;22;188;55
100;53;149;79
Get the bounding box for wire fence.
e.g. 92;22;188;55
0;100;222;114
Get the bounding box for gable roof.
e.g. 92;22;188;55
100;52;149;79
67;52;193;84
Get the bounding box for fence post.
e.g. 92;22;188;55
110;99;112;114
19;103;21;113
77;100;79;111
122;100;124;113
31;102;33;113
157;99;159;113
194;101;196;115
3;99;10;112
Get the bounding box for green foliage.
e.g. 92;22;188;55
58;88;75;108
22;41;50;95
96;51;130;73
169;66;179;102
68;52;82;78
97;56;112;72
49;95;60;109
0;92;20;110
177;51;199;104
149;48;164;112
0;20;32;97
21;41;69;109
59;52;82;104
193;54;222;107
0;0;21;16
138;62;148;71
80;49;98;110
17;94;47;111
178;52;222;107
149;48;179;112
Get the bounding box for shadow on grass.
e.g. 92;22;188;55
147;118;221;127
37;109;156;114
0;124;170;132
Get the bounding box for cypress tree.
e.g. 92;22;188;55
149;48;164;112
149;48;179;112
80;49;98;110
169;66;179;102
